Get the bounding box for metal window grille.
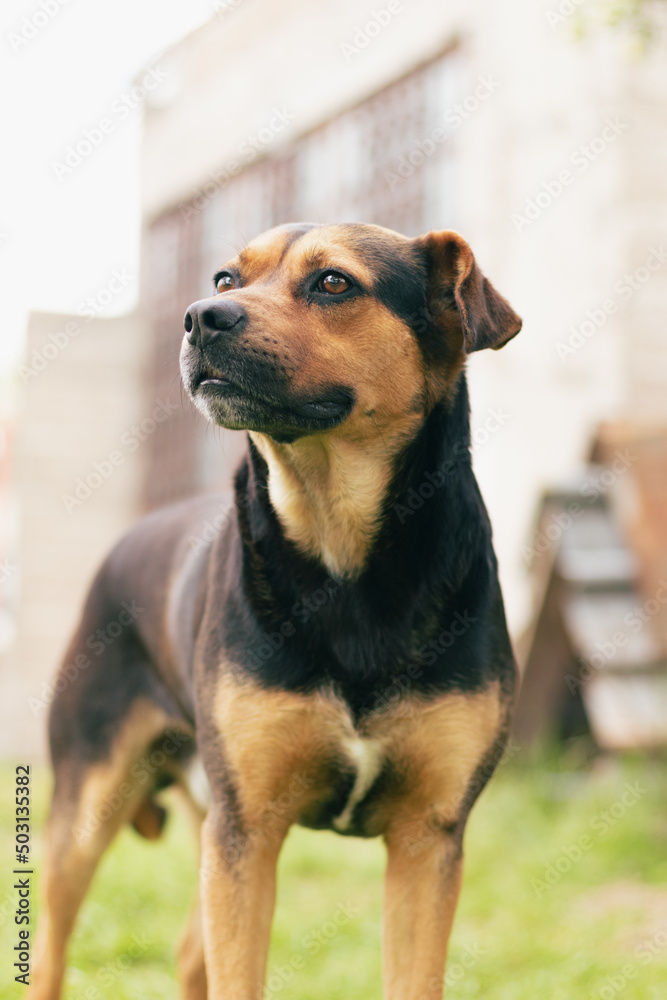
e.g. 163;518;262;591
143;47;462;506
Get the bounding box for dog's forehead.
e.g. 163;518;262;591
233;223;420;288
234;224;315;278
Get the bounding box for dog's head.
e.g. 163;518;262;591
181;222;521;444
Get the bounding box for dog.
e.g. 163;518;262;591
30;222;521;1000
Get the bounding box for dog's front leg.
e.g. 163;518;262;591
382;822;464;1000
200;803;287;999
196;675;346;995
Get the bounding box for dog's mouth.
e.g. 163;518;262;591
198;373;231;388
189;365;355;440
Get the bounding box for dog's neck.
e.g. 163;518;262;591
249;413;423;579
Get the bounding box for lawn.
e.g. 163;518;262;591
1;749;666;999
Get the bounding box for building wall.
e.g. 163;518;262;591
139;0;667;633
5;311;147;758
142;0;470;221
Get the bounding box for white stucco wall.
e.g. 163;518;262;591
141;0;667;634
6;311;147;758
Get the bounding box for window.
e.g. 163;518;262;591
145;47;463;505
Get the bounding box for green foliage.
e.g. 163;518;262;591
568;0;667;49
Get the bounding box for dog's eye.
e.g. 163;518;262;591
319;273;350;295
216;274;236;293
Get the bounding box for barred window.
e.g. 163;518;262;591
293;48;462;235
144;46;463;506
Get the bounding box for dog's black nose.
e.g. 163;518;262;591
184;299;247;347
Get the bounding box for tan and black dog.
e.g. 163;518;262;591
31;222;521;1000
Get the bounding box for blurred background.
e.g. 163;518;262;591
2;0;667;760
1;1;667;996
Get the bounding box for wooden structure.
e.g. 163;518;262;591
513;424;667;750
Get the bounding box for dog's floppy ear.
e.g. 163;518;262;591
416;230;522;353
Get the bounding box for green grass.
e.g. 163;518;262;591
1;749;667;999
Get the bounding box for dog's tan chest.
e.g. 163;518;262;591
249;410;423;578
213;674;504;837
